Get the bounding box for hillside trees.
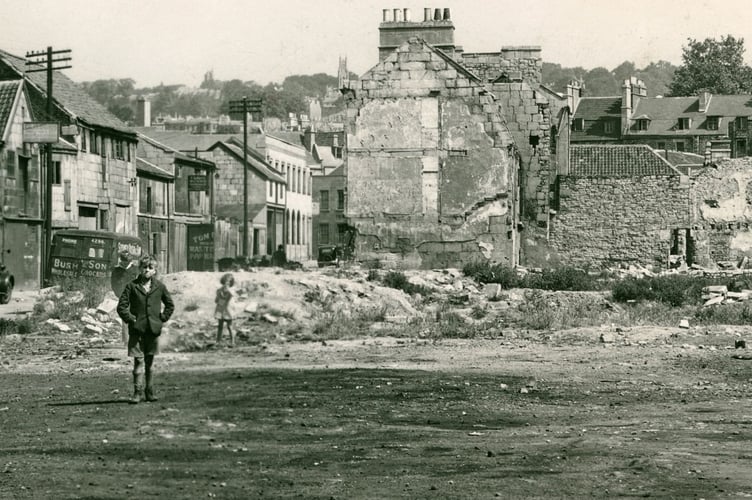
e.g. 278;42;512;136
669;35;752;96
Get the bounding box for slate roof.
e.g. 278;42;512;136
0;80;21;141
132;129;236;152
571;97;622;142
266;131;304;147
209;141;286;184
567;145;682;177
618;94;752;137
312;143;344;168
215;202;267;222
137;132;215;169
0;49;133;135
136;158;174;180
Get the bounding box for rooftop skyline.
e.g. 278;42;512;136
1;0;750;88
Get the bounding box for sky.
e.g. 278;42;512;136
1;0;751;88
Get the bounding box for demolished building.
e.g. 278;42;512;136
343;7;564;269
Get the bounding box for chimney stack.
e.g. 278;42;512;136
136;96;151;127
379;6;456;61
698;91;712;113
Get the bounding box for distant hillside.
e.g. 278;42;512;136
80;71;359;125
542;60;678;97
81;61;677;124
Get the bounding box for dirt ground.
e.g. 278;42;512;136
2;268;752;498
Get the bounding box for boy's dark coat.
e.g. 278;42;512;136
117;277;175;336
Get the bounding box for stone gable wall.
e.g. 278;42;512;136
345;38;520;268
549;175;690;269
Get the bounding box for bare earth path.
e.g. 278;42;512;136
2;326;752;499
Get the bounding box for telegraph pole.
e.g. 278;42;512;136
228;97;262;259
25;47;71;285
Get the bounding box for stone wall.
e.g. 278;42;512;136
461;47;542;86
346;38;519;269
691;157;752;267
549;175;690;269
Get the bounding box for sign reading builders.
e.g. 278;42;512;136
23;122;59;143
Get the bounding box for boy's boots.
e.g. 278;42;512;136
129;373;144;404
145;372;158;402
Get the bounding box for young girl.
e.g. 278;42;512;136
116;254;175;404
215;273;235;347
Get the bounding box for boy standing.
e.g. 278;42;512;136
117;254;175;404
111;251;138;346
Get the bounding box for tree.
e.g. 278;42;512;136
612;61;636;84
669;35;752;96
583;67;619;96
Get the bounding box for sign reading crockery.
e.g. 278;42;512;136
23;122;59;143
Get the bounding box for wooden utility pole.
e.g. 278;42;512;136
25;47;71;285
228;97;262;258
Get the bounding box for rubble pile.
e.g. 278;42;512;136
701;285;752;306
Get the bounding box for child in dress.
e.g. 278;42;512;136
215;273;235;347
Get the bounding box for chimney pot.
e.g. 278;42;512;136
443;8;451;20
424;8;431;21
382;9;390;22
434;8;441;20
393;8;402;22
403;8;410;21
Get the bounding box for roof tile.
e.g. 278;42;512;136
568;145;681;177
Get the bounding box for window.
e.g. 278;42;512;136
115;140;123;159
146;186;153;213
81;130;87;152
152;233;159;255
637;119;649;131
676;141;685;152
318;223;330;244
64;180;71;211
603;121;614;133
52;161;61;185
337;190;345;211
337;224;348;244
319;190;329;211
6;150;15;178
19;156;28;193
268;181;273;197
572;118;584;131
707;116;720;131
736;116;748;131
90;133;98;154
99;209;109;230
678;117;691;130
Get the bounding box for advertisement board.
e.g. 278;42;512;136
186;224;214;271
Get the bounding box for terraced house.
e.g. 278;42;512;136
570;76;752;159
0;49;138;287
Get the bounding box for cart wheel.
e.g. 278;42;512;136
0;282;13;304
